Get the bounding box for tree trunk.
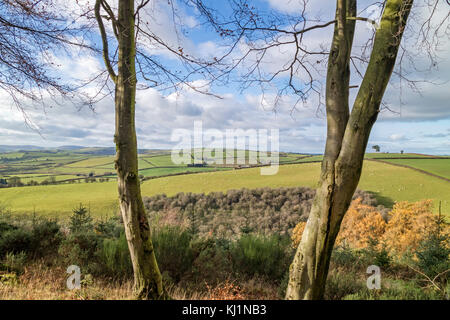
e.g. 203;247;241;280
114;0;164;300
286;0;413;300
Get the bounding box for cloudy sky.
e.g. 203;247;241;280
1;0;449;155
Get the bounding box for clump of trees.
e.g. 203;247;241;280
144;187;382;239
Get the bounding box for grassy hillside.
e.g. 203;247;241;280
382;158;450;180
1;161;448;218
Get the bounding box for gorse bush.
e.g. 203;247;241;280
325;271;366;300
99;232;133;278
58;231;100;272
152;226;194;283
189;237;232;285
0;228;32;256
29;218;62;257
0;218;62;260
382;200;441;255
230;234;293;281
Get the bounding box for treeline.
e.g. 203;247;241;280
0;176;113;188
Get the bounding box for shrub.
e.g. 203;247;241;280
2;251;27;274
362;237;391;269
94;216;123;238
382;200;439;255
0;221;16;234
0;228;32;256
291;221;306;248
325;271;366;300
58;232;101;272
336;199;386;249
331;245;364;270
230;234;292;281
152;226;194;283
291;198;386;250
99;233;133;278
291;199;447;260
414;215;450;284
69;203;93;233
343;280;443;300
190;237;232;285
30;218;62;257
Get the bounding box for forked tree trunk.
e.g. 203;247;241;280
114;0;164;299
286;0;413;300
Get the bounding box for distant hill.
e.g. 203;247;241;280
72;147;117;155
0;145;45;152
0;145;154;155
55;145;86;151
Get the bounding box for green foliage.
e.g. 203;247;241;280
363;237;391;269
2;251;27;274
69;203;93;233
325;271;366;300
0;272;18;286
99;233;133;278
331;245;364;270
415;215;450;284
190;237;232;284
0;228;32;256
152;226;194;282
230;234;293;280
30;218;62;257
94;216;123;238
58;232;100;272
343;280;443;300
0;221;17;235
0;217;61;259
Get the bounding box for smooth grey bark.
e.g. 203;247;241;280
95;0;164;299
286;0;414;300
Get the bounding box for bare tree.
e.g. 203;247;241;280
219;0;449;299
0;0;89;122
92;0;229;299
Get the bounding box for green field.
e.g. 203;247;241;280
65;156;115;168
382;158;450;180
363;153;443;159
1;160;448;218
0;149;314;184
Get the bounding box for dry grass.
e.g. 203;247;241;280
0;263;280;300
0;262;134;300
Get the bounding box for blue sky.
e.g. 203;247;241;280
0;0;449;155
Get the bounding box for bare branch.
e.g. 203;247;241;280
94;0;117;83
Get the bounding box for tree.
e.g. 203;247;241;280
285;0;413;300
372;145;381;152
0;0;89;120
221;0;448;299
94;0;163;300
93;0;225;299
69;203;93;233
